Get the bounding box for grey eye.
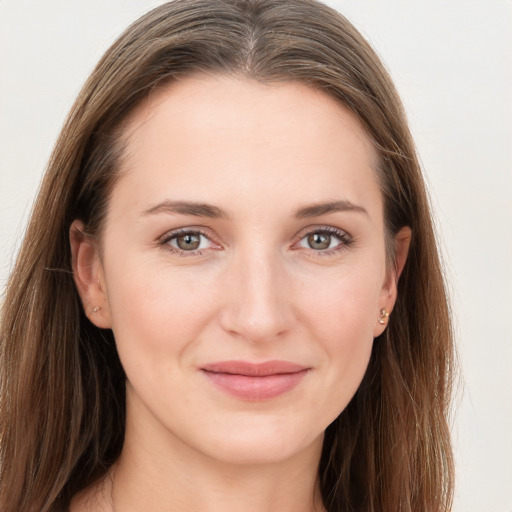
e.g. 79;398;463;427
176;233;201;250
307;233;331;250
297;228;349;252
162;229;217;255
168;232;208;251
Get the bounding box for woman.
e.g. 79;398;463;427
0;0;455;511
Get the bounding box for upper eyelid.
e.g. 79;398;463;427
158;226;215;243
291;226;353;254
158;228;220;257
157;224;352;250
293;225;352;241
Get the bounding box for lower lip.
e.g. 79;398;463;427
202;370;309;400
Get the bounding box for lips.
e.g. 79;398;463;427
200;360;309;400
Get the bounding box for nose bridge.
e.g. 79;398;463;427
220;242;294;342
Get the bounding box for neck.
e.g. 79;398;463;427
108;393;326;512
113;453;325;512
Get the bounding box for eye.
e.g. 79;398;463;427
160;229;217;255
296;227;352;253
172;232;204;251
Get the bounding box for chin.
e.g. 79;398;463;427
185;416;326;466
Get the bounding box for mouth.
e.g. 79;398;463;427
200;360;310;401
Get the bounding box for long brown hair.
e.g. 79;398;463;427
0;1;455;510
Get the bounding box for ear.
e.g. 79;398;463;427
70;220;112;329
373;226;412;337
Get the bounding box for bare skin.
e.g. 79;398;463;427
70;75;410;512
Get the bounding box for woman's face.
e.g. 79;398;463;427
74;76;405;465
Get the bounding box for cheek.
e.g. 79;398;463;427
102;254;217;378
296;265;382;410
298;262;383;338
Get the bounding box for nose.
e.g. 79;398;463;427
218;248;296;343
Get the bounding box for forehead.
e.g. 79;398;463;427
115;74;382;219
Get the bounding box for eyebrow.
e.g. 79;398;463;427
142;199;367;219
295;200;368;218
142;200;228;218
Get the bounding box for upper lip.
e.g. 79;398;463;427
201;360;309;377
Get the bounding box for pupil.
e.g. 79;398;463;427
308;233;330;250
177;233;200;250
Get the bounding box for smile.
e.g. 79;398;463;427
200;360;310;400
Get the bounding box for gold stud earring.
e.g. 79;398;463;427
378;308;389;325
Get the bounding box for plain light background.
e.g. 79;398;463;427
0;1;511;511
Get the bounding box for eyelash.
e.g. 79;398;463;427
294;226;353;256
158;226;353;257
158;228;217;257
